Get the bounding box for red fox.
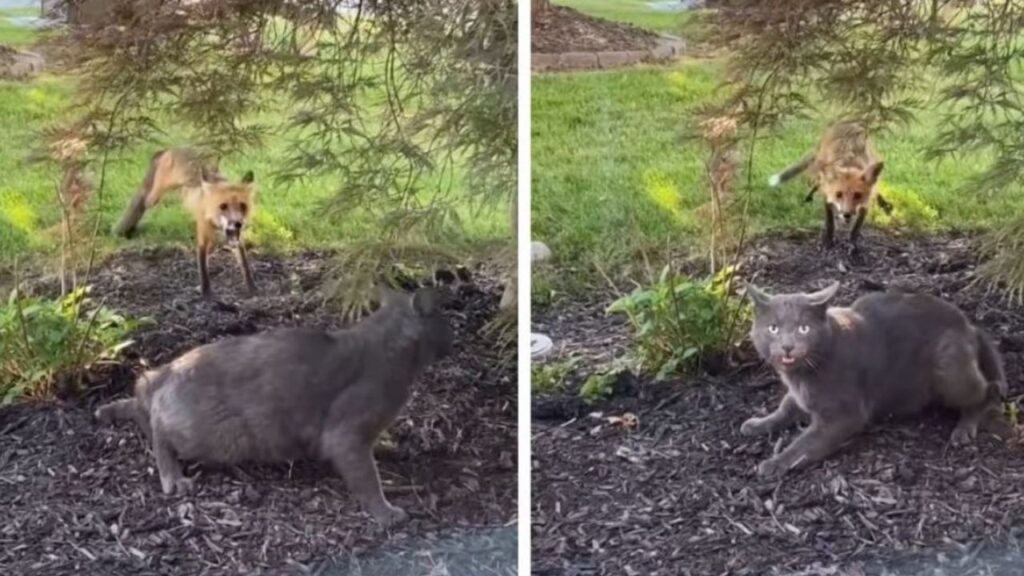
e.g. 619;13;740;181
114;148;257;297
768;121;891;252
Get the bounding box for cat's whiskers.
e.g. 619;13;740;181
803;353;822;373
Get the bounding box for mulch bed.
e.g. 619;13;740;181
532;5;659;54
0;246;517;576
532;229;1024;575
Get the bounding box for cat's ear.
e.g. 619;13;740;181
411;287;441;316
746;284;772;308
376;285;406;308
805;281;840;307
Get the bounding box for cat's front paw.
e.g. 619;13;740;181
740;416;768;436
756;457;788;479
160;475;194;496
373;504;409;527
950;422;978;446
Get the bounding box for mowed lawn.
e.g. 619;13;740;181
0;12;506;267
532;2;1024;285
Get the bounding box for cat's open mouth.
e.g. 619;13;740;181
780;356;796;366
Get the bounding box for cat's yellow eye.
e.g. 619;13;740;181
798;325;810;334
768;324;780;334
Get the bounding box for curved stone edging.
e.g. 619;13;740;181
532;34;686;72
0;48;45;80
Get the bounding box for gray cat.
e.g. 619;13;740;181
743;281;1006;478
95;286;453;525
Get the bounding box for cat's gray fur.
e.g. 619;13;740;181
95;286;453;525
743;282;1006;478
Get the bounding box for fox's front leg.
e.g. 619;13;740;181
756;414;865;478
822;202;836;249
848;208;868;257
234;242;258;296
741;393;804;436
196;236;213;299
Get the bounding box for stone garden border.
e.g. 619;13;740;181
0;47;45;80
531;34;686;72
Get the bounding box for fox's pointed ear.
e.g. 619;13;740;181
865;161;884;184
746;284;772;307
806;281;840;307
241;170;254;184
200;166;215;183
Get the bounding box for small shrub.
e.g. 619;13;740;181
1004;401;1019;428
531;269;559;308
0;286;142;404
607;265;750;380
978;217;1024;306
532;358;577;394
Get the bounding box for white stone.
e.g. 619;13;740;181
531;241;552;263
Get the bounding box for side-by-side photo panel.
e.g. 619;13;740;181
0;1;518;574
531;1;1024;574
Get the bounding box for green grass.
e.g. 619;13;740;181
0;17;507;269
554;0;696;34
0;7;40;47
531;58;1024;286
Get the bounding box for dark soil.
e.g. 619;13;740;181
0;246;517;576
531;5;659;54
532;230;1024;575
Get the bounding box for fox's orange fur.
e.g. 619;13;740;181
769;121;888;251
114;148;258;297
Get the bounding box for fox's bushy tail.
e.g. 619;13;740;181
767;154;814;188
113;150;165;238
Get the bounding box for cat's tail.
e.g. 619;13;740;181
94;369;160;439
976;328;1008;398
95;398;142;424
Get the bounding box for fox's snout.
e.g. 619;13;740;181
831;202;865;226
218;216;245;230
218;215;246;242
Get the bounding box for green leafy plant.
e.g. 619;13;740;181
607;265;750;380
579;371;617;404
1003;401;1019;428
532;358;578;394
0;286;142;404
